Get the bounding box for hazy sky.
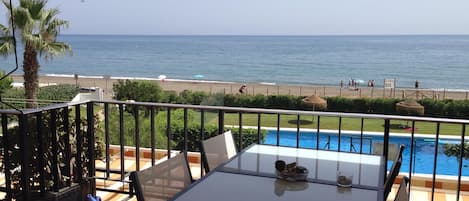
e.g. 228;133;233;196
1;0;469;35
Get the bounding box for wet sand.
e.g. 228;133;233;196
10;75;469;101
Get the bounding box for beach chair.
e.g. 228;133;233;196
384;145;404;199
130;152;193;201
201;130;237;173
394;176;410;201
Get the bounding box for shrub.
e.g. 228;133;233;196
160;90;179;103
179;90;209;105
443;143;469;160
113;80;163;102
171;125;267;152
99;106;169;149
38;84;79;101
0;71;13;92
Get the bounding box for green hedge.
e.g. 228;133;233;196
326;97;400;114
173;91;469;118
420;99;469;118
171;125;267;152
112;80;469;119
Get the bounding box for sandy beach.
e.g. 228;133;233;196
10;74;469;101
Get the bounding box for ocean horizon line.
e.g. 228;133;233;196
59;33;469;37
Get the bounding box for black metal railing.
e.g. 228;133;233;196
0;100;468;201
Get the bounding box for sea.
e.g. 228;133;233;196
2;35;469;91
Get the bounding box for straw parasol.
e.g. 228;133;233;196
396;99;424;116
302;95;327;123
302;95;327;110
396;99;424;129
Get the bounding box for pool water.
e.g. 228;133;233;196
263;130;469;176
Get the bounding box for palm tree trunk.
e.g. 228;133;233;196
23;44;39;108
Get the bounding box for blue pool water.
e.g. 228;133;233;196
263;130;469;176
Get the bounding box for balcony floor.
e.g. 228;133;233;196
95;186;469;201
1;155;468;201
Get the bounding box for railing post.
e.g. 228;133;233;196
86;102;96;195
276;114;280;146
119;104;125;181
2;114;12;200
316;116;320;150
257;113;261;144
62;108;72;187
431;123;441;201
150;107;156;165
200;110;205;177
296;114;300;148
134;106;140;171
36;113;46;195
184;108;188;152
383;119;390;181
75;105;83;183
338;117;342;152
218;110;224;134
50;109;60;192
19;113;31;200
167;107;172;158
456;124;466;201
104;103;110;178
238;113;243;150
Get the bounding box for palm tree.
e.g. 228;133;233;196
0;0;71;108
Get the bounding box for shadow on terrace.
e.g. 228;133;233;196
0;100;468;201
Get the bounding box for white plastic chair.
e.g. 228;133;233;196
201;130;237;172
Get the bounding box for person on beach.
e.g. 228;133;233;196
340;80;344;88
415;80;419;89
239;84;247;94
371;80;374;87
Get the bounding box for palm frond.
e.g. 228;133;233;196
30;1;47;20
20;0;47;20
0;24;10;35
0;36;15;57
39;41;72;60
2;0;11;11
21;32;42;48
13;7;34;30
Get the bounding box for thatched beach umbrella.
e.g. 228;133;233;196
396;99;424;116
396;99;424;129
302;95;327;110
303;95;327;123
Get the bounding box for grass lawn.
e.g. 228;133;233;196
215;113;468;136
87;106;467;137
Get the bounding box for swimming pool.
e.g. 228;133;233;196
263;130;469;176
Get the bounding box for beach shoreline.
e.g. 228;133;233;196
10;74;469;101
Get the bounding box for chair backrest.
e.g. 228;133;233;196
396;144;405;161
130;152;193;201
387;145;405;178
372;142;399;160
201;130;237;173
394;176;410;201
384;158;402;199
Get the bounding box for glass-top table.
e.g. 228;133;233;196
171;144;385;201
221;144;385;189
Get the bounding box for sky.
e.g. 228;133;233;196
1;0;469;35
